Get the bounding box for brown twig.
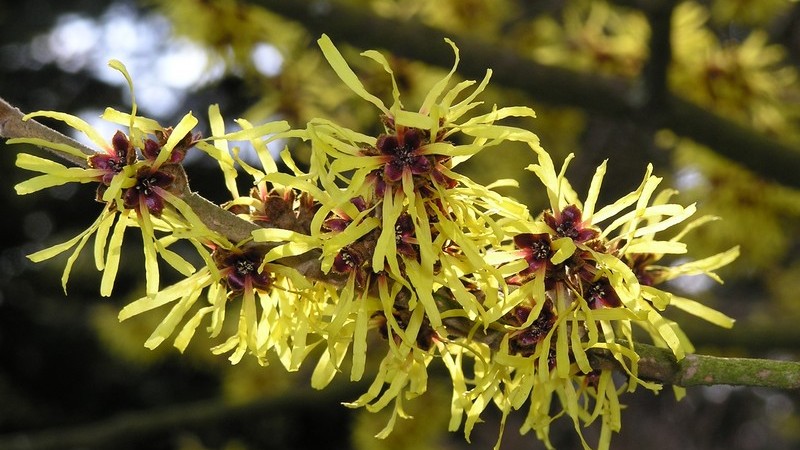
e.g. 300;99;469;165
0;97;92;167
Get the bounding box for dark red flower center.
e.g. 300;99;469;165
394;213;419;258
514;233;553;266
213;248;272;293
545;205;598;243
586;278;621;308
377;128;431;182
529;239;551;260
135;175;160;196
123;169;175;216
235;258;257;277
507;300;557;356
335;248;360;271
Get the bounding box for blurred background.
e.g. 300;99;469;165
1;0;799;449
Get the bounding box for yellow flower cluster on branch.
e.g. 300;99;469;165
9;35;739;450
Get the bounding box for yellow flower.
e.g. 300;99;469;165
119;242;325;367
525;145;737;350
11;60;213;296
117;102;330;366
427;145;738;449
310;34;533;330
274;36;740;449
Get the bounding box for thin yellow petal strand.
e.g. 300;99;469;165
660;246;740;282
625;240;687;255
201;104;239;198
421;38;460;114
153;112;198;169
108;59;137;134
118;269;211;321
351;288;371;382
27;225;94;263
23;110;110;151
8;137;89;159
583;160;607;220
101;108;162;133
145;289;204;350
670;296;735;328
156;245;196;277
100;212;130;297
137;205;161;296
317;34;388;115
174;306;214;352
93;209;117;270
361;49;402;110
59;213;109;293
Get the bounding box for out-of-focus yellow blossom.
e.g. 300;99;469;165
242;48;356;128
664;138;800;271
711;0;795;26
665;2;800;282
375;0;518;36
529;0;650;78
667;1;800;274
429;0;518;35
154;0;304;67
671;2;800;136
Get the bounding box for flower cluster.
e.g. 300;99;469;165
11;37;738;450
463;147;738;449
11;60;221;297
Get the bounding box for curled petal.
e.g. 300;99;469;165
123;187;139;210
89;154;117;172
324;218;351;232
409;155;431;175
226;270;246;291
143;139;161;160
351;196;368;212
561;204;583;224
384;161;405;182
401;128;422;149
377;135;399;155
143;194;166;217
111;130;132;162
150;170;175;188
432;166;457;188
